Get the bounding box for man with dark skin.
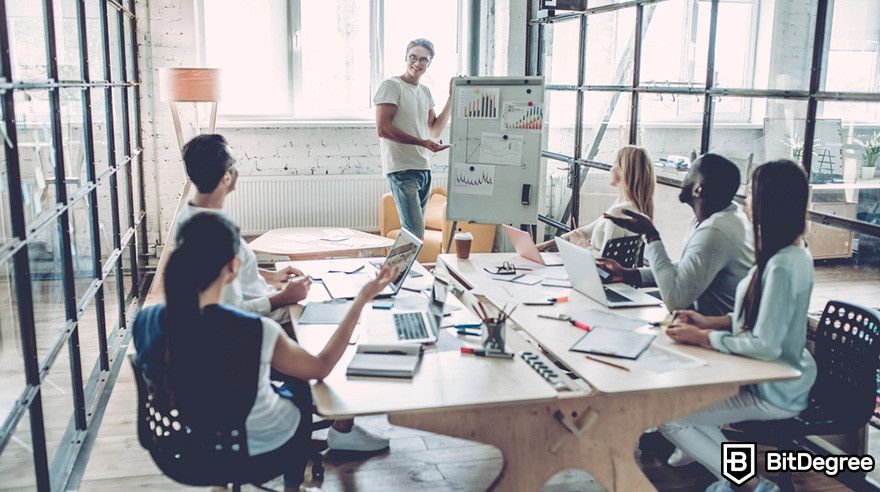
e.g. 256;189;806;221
597;153;754;318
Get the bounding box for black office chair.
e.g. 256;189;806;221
600;235;645;268
130;354;319;489
729;301;880;490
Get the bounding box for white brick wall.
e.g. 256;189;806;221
135;0;449;251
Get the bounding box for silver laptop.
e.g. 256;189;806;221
323;228;423;300
366;276;450;344
555;237;662;308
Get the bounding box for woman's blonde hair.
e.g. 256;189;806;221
615;145;655;219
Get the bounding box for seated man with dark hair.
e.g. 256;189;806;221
599;153;754;316
173;134;391;453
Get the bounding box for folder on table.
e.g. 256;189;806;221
346;343;423;378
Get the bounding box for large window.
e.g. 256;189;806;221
535;0;880;243
199;0;467;120
0;1;145;490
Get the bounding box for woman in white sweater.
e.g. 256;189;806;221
537;145;655;254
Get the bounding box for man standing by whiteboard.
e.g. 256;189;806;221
374;38;453;239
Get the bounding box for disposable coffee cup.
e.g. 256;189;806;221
454;231;473;259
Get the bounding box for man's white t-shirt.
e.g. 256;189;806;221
373;76;435;175
173;202;278;317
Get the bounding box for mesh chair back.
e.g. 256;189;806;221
601;236;644;268
130;354;287;486
810;301;880;427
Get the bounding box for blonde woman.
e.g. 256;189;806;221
538;145;656;253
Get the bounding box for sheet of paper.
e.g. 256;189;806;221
451;163;495;196
479;133;524;166
541;278;572;288
459;87;500;119
489;273;543;286
572;309;652;331
632;345;707;373
298;300;353;325
502;102;544;130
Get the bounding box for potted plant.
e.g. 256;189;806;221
855;132;880;180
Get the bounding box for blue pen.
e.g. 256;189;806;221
456;328;482;337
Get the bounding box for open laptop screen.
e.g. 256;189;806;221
381;228;423;292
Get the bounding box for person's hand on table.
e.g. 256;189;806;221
270;265;304;283
666;321;712;348
357;265;399;301
671;309;708;329
604;209;660;242
278;275;312;305
595;257;633;284
536;240;556;252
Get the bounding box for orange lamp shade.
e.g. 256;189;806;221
159;67;221;102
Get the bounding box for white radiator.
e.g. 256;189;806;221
224;174;445;236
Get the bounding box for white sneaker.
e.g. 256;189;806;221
754;478;781;492
327;424;390;452
667;447;695;467
705;479;735;492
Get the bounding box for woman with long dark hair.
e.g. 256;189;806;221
658;160;817;492
133;212;396;491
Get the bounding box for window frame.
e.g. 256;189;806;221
0;0;146;490
531;0;880;239
196;0;468;122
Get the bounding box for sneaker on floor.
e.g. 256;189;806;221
705;479;735;492
666;447;695;467
327;424;390;452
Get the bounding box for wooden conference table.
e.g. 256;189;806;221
284;253;800;491
249;227;394;260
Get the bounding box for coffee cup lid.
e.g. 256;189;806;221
454;231;473;240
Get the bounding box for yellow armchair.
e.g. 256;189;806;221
380;187;496;263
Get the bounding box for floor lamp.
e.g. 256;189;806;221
151;68;221;296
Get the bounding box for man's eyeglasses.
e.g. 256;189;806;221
407;53;432;65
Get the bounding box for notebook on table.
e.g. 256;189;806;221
346;343;424;378
569;327;656;360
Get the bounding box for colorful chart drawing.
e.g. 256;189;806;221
452;163;495;196
502;102;544;130
459;88;500;119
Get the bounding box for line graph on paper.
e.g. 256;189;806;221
452;163;495;196
479;133;524;166
502;102;544;130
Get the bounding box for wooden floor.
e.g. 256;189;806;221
1;262;878;491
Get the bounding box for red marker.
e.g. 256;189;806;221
460;347;515;359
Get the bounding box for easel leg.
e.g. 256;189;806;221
446;220;458;253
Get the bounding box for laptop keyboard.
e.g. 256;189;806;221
603;287;632;304
394;312;429;340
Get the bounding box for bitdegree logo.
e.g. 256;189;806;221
766;451;875;477
722;442;875;482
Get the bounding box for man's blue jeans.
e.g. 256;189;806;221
387;169;432;239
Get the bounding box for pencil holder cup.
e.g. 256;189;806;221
481;319;506;353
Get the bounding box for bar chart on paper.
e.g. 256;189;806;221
459;88;500;119
502;102;544;130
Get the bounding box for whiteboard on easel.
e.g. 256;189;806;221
446;76;545;225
